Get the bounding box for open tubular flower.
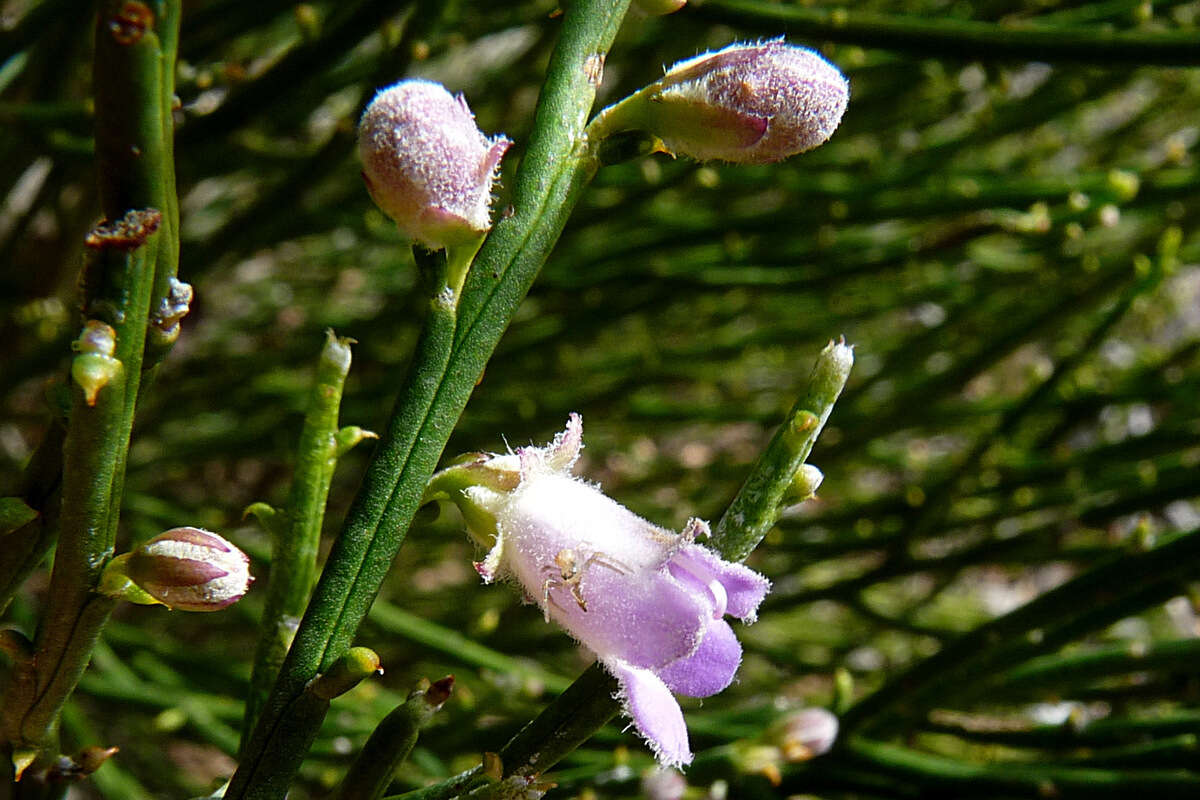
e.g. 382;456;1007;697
443;414;770;767
358;79;511;249
593;39;848;164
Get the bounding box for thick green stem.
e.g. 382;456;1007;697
0;0;179;771
241;332;358;747
229;287;458;800
691;0;1200;65
226;3;631;797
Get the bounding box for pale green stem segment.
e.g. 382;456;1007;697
241;332;372;749
710;338;854;562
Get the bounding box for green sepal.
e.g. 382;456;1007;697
96;553;162;606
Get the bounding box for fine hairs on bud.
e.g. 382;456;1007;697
358;80;511;249
593;39;849;165
656;40;849;163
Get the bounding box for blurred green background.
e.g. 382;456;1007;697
2;0;1199;797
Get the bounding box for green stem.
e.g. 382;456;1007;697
691;0;1200;65
332;678;452;800
229;282;458;800
241;332;357;748
226;3;632;797
999;638;1200;693
0;0;179;766
710;339;853;562
143;0;182;369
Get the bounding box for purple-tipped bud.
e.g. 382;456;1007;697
358;79;511;248
636;40;848;164
126;527;252;612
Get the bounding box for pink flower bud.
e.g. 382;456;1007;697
126;527;252;611
358;79;511;248
602;40;848;164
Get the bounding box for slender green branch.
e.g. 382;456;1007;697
332;677;453;800
924;709;1200;749
0;0;179;771
999;638;1200;692
690;0;1200;65
710;338;853;561
838;737;1200;798
226;4;634;797
241;332;365;747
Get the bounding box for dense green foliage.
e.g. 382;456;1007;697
2;0;1199;798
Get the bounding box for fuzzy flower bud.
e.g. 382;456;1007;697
440;414;770;767
125;527;252;611
358;79;511;249
594;40;848;164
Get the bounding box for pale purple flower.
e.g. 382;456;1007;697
358;79;511;248
454;414;770;767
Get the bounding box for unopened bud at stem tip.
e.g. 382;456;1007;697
594;39;848;164
359;80;511;249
